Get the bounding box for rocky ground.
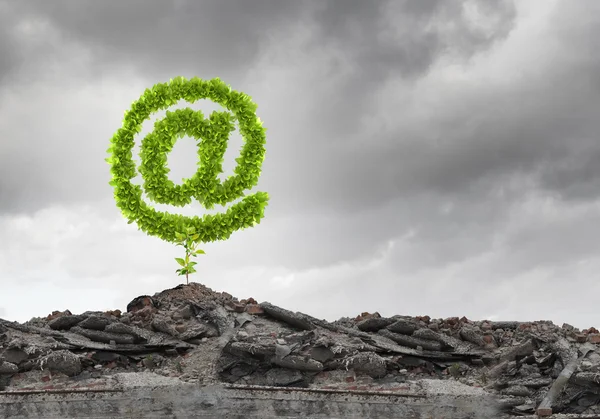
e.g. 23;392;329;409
1;282;600;417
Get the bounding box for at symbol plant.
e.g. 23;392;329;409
106;76;269;282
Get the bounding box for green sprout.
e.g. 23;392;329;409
175;227;205;284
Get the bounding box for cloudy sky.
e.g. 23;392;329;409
0;0;599;329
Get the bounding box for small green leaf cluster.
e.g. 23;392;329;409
175;227;206;284
106;76;269;245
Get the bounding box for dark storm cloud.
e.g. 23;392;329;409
294;0;518;139
1;0;598;222
5;0;307;81
0;3;22;86
0;0;518;217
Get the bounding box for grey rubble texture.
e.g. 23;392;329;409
1;282;600;418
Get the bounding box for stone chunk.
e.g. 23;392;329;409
491;321;520;330
70;326;135;344
178;323;209;341
260;302;316;331
227;342;276;358
272;355;323;372
386;319;417;335
378;329;442;351
459;326;486;347
503;385;531;397
265;368;304;386
346;352;387;378
40;350;81;377
47;315;86;330
310;346;335;363
127;295;157;313
79;315;112;331
151;317;179;337
105;322;148;342
356;317;394;332
0;361;18;374
245;304;264;315
2;348;28;364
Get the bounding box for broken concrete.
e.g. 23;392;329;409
1;283;600;417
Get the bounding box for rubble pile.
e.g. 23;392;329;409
1;282;600;416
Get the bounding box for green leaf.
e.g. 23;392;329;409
195;249;205;255
175;257;186;266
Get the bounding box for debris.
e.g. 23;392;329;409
537;343;595;416
3;282;600;417
259;303;316;331
40;350;82;377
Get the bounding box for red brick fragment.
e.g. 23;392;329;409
588;334;600;344
445;317;459;326
224;300;245;313
355;312;381;322
46;310;72;321
518;323;532;331
245;304;264;315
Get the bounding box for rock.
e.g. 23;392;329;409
127;295;157;313
378;329;443;351
260;302;316;331
245;304;264;315
459;326;486;347
265;368;304;386
0;374;11;391
506;377;552;388
46;310;72;321
503;385;531;397
346;352;387;378
47;314;86;330
70;326;135;344
272;355;323;372
91;351;120;363
104;309;122;318
224;300;245;313
40;350;81;377
356;317;394;332
412;328;441;340
274;344;292;361
355;312;381;322
589;334;600;344
2;348;28;364
0;361;18;374
79;315;112;331
234;313;254;329
227;342;276;358
104;323;147;342
310;346;335;363
500;339;535;362
179;323;209;341
428;322;439;331
200;307;232;337
386;319;417;335
151;317;179;337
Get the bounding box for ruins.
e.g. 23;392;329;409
1;282;600;418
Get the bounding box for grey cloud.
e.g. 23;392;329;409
5;0;308;82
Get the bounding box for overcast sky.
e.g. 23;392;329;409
1;0;599;329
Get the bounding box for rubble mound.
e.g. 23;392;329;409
1;283;600;416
